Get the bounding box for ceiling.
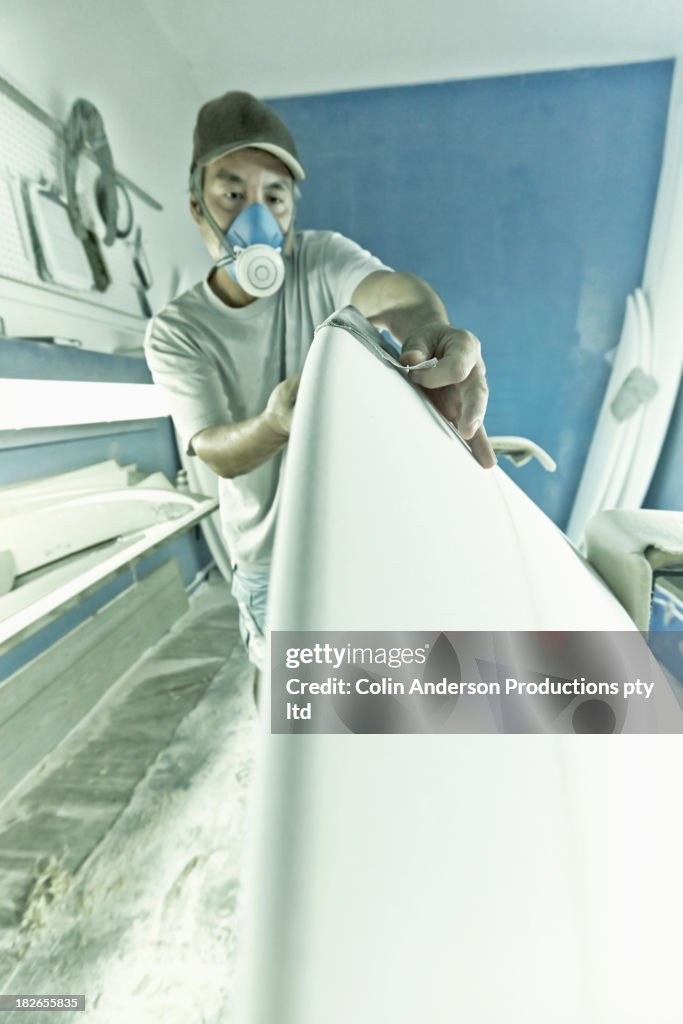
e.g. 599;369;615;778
142;0;683;98
4;0;682;103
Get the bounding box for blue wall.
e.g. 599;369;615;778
0;338;213;680
645;377;683;511
269;61;674;526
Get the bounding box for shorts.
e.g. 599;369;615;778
231;565;270;670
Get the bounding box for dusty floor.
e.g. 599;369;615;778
0;573;256;1023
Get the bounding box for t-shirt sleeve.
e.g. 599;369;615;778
316;232;393;310
143;316;232;456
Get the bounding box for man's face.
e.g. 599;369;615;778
192;147;295;261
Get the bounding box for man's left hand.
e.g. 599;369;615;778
400;323;496;469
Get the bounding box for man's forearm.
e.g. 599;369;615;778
191;414;288;478
193;372;300;478
353;271;450;342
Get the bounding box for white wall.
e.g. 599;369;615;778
0;1;211;306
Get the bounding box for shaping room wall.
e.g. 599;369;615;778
268;60;676;527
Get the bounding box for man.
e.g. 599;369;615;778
144;90;496;673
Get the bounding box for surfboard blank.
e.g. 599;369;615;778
235;309;683;1024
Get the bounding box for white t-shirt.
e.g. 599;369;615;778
144;230;391;570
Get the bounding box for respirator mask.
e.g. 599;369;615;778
216;202;286;298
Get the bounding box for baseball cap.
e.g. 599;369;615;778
190;90;306;181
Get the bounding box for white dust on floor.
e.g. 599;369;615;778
3;631;256;1023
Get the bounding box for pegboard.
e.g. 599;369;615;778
0;75;163;334
0;89;61;283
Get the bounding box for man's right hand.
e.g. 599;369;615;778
264;373;301;438
192;373;302;479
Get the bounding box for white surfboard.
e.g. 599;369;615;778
232;307;679;1024
0;484;199;575
234;309;683;1024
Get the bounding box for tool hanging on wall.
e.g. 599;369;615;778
131;225;153;316
81;227;112;291
95;175;134;240
23;180;97;291
62;98;120;247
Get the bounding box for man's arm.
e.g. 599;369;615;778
351;271;496;468
192;374;300;478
